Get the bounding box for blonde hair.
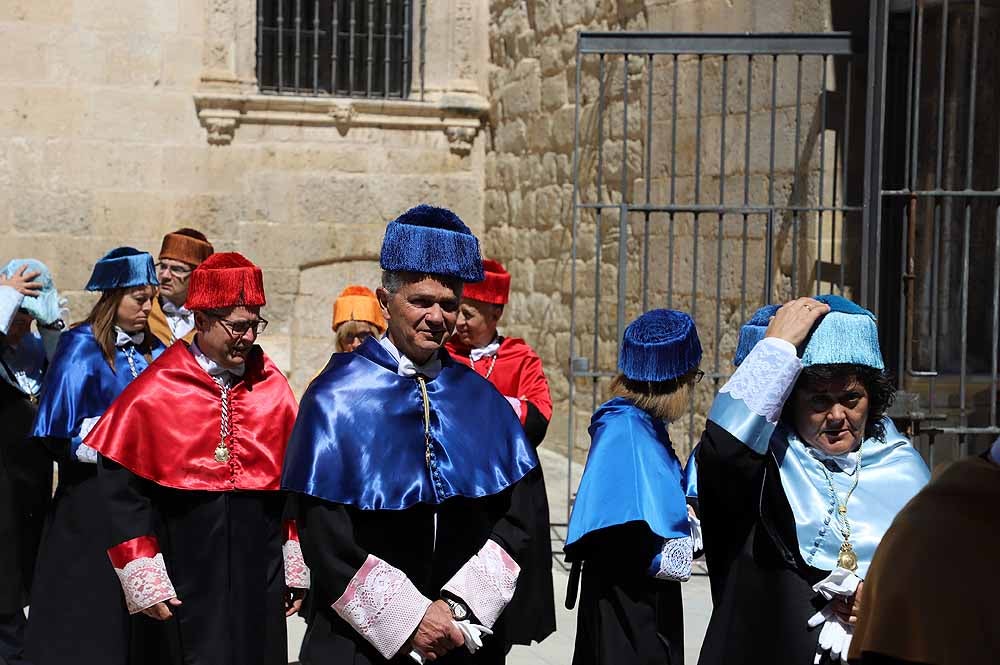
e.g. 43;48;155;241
609;369;698;422
335;320;381;352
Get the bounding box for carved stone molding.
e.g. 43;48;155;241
193;92;488;153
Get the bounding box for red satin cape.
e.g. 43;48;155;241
445;336;553;422
86;341;297;491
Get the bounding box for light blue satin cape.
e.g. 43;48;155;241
31;324;162;449
709;392;929;578
565;398;690;556
281;337;538;510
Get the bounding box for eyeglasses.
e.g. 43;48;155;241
210;315;268;339
155;262;193;278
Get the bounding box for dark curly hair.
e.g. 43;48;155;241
781;363;897;441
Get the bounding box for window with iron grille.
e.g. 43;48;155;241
257;0;414;98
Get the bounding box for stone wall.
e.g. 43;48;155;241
0;0;491;395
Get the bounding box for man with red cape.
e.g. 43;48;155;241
86;253;307;665
445;258;556;649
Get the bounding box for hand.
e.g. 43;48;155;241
409;600;464;661
764;297;830;348
0;265;43;297
849;581;864;625
141;597;182;621
285;587;306;617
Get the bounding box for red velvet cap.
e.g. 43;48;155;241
185;252;266;311
460;259;510;305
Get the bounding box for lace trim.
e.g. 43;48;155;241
653;536;693;582
113;553;177;615
75;441;99;464
719;338;802;423
282;539;310;589
442;539;520;628
333;554;432;659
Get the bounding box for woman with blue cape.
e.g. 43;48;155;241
695;297;930;665
25;247;163;665
565;309;703;665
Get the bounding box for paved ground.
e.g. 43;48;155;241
287;447;714;664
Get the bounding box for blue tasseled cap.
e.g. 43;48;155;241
85;247;158;292
1;259;63;325
733;295;884;370
618;309;702;381
379;205;484;283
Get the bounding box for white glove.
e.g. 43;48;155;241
808;567;861;664
687;505;703;554
407;620;494;663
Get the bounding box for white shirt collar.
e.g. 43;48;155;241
806;444;861;475
469;336;501;362
114;326;144;348
191;339;245;384
378;335;442;379
161;299;192;319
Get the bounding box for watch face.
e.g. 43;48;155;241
449;600;467;620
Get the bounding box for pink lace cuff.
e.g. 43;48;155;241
108;535;177;615
442;539;520;628
333;554;432;659
283;520;310;589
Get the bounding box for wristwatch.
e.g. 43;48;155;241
442;596;469;621
39;318;65;331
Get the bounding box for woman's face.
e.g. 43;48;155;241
115;286;155;334
336;321;378;352
792;374;870;455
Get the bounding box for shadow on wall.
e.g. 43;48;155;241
290;259;384;396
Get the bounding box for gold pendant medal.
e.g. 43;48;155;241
214;441;230;463
837;542;858;571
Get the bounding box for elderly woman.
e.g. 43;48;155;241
332;285;386;352
695;296;930;665
0;260;62;665
566;309;703;665
26;247;163;665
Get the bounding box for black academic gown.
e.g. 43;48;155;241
296;488;533;665
97;459;290;665
695;420;832;665
571;523;685;665
0;379;51;615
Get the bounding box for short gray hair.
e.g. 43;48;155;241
381;270;463;296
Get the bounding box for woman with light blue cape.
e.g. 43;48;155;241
25;248;163;665
695;296;930;665
565;309;702;665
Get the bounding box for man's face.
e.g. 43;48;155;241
377;275;460;365
115;286;155;334
454;299;502;349
194;305;263;370
156;258;196;306
4;310;34;347
792;375;870;456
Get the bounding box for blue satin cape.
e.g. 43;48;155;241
31;325;163;445
281;336;537;510
565;398;690;556
709;392;930;578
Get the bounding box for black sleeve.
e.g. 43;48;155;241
523;401;550;448
35;436;72;464
571;522;661;576
97;454;157;548
484;483;533;567
295;495;371;600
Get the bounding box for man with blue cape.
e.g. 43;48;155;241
282;205;539;665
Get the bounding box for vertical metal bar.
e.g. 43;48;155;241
567;37;584;526
692;54;703;325
964;0;980;192
668;54;679;308
277;0;285;92
294;0;302;91
643;54;654;312
840;58;852;293
792;55;803;296
902;0;917;192
816;55;828;296
257;0;265;88
332;0;340;94
384;0;391;97
366;0;375;96
909;0;925;188
714;55;728;380
861;0;889;312
992;153;1000;428
766;54;777;303
403;0;413;97
741;54;752;321
348;0;357;95
593;55;607;417
618;54;630;345
935;0;950;192
312;0;320;92
419;0;425;100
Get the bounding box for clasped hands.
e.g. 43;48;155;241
808;568;864;664
407;599;492;663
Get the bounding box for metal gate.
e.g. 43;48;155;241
562;6;1000;530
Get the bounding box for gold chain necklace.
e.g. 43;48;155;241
817;442;863;571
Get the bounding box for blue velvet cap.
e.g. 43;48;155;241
618;309;702;381
85;247;158;292
379;205;484;283
1;259;63;325
733;295;884;370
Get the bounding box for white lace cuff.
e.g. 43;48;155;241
108;536;177;615
333;554;432;660
0;285;23;335
283;539;310;589
442;539;520;629
74;441;99;464
719;337;801;423
651;536;693;582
